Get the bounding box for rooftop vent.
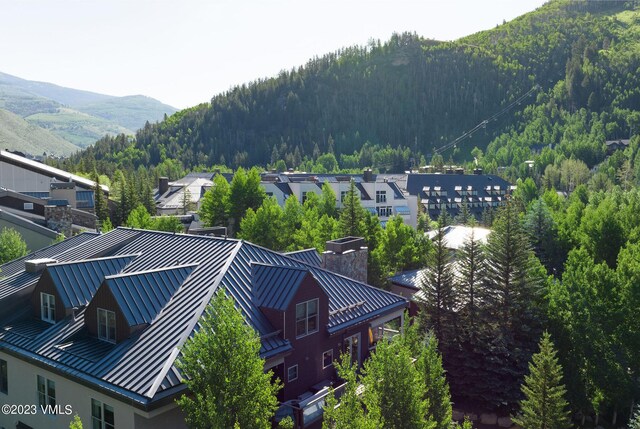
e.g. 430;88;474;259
25;258;58;273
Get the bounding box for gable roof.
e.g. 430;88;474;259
105;264;197;327
45;255;138;309
0;228;406;409
252;263;311;311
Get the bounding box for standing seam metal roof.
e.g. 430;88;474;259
0;228;406;407
46;255;137;309
105;264;197;326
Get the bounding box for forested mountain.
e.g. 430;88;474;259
0;71;176;150
68;0;639;175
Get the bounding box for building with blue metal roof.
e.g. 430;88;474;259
404;172;515;220
0;228;407;429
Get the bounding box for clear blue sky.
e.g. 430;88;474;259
1;0;547;109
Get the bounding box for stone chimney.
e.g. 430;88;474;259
322;237;368;283
44;202;72;238
363;168;373;183
158;177;169;195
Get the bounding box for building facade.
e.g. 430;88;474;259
0;229;407;429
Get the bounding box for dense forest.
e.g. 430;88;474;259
45;1;640;427
60;0;639;181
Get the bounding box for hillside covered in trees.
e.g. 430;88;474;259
66;0;639;178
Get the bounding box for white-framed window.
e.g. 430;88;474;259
322;349;334;369
376;206;392;217
0;359;7;394
40;292;56;323
92;398;115;429
302;191;309;203
376;190;387;203
97;308;116;343
340;191;348;203
37;375;55;407
23;202;34;210
287;365;298;382
295;299;319;338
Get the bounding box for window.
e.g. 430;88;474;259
340;191;348;202
40;293;56;323
376;190;387;203
376;206;392;217
37;375;55;407
287;365;298;382
0;359;7;394
97;308;116;343
302;191;308;203
295;299;319;338
23;202;34;210
322;350;333;369
92;399;115;429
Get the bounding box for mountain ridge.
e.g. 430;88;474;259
0;71;177;153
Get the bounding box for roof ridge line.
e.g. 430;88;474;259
251;261;309;272
104;263;199;280
144;239;243;399
46;252;141;266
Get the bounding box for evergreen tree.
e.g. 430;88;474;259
418;214;456;343
456;199;471;225
484;200;542;334
512;332;571;429
177;293;280;429
418;334;452;429
338;181;367;237
319;182;338;218
524;198;557;273
92;171;109;224
456;224;486;341
199;174;231;228
181;186;193;215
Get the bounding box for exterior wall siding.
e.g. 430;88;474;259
85;286;132;343
0;351;187;429
30;272;66;322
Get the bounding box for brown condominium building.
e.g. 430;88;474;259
0;229;407;429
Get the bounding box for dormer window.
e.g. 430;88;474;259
97;308;116;343
295;299;318;338
40;293;56;323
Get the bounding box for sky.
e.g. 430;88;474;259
1;0;548;109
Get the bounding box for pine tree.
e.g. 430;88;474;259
484;200;542;334
456;224;486;341
338;180;367;237
177;293;280;429
92;172;109;224
418;214;455;342
512;332;571;429
418;334;452;429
